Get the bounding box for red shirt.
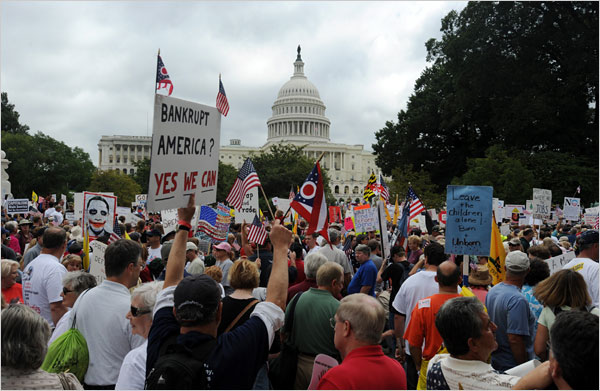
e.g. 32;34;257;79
317;345;406;390
404;293;460;360
2;283;24;304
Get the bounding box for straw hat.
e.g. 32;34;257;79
469;264;493;286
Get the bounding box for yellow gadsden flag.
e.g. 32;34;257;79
488;213;506;285
32;191;38;203
392;194;399;224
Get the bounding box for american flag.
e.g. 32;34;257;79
247;214;268;245
408;186;425;220
216;76;229;116
289;186;295;200
377;173;390;203
156;54;173;96
197;206;228;241
107;216;121;245
226;158;261;210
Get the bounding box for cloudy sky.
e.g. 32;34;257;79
1;1;466;166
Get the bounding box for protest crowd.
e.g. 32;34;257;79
1;177;599;391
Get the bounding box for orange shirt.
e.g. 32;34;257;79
2;283;24;305
404;293;460;360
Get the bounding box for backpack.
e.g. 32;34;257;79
41;290;91;382
145;335;217;390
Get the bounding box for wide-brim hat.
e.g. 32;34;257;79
469;264;493;286
18;219;32;226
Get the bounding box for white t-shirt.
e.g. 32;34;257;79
48;309;72;346
44;207;56;218
392;270;439;355
319;245;353;275
427;354;520;390
22;253;67;327
51;210;64;225
116;340;148;390
146;245;162;264
562;257;599;307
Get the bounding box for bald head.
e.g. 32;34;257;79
436;260;461;287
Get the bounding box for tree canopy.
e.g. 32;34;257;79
2;93;95;198
130;158;151;194
373;2;598;205
89;170;141;207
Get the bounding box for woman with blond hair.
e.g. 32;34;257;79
217;259;260;335
1;259;23;304
533;269;599;361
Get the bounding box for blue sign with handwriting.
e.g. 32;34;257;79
445;185;493;256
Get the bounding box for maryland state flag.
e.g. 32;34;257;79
363;172;377;202
488;213;506;285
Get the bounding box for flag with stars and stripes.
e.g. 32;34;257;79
247;214;268;245
197;206;228;241
408;186;425;220
291;162;329;243
156;54;173;96
226;158;261;210
216;76;229;116
107;216;121;245
288;186;295;200
377;173;390;203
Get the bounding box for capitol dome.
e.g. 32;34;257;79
267;46;331;144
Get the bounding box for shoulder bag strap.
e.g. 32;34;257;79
70;288;91;329
284;291;303;344
223;299;259;333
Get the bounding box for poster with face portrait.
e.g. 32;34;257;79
83;192;117;241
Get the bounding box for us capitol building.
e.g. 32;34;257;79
98;46;378;202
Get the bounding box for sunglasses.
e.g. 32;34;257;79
62;287;73;295
130;305;152;317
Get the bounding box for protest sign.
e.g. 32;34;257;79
505;204;525;224
89;240;108;284
308;354;339;390
329;206;342;223
353;205;378;233
65;212;75;222
276;199;292;223
546;251;576;275
135;194;147;203
584;207;599;228
377;201;391;259
160;209;178;235
500;223;510;237
116;206;131;218
532;188;552;220
438;210;447;226
344;208;355;231
525;200;534;213
234;187;258;224
563;197;581;221
147;94;221;211
445;185;493;256
492;198;503;224
83;192;117;241
6;199;29;215
74;192;113;220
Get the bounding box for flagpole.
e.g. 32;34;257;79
259;185;275;220
155;49;160;94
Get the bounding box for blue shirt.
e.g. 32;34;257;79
485;282;535;371
347;259;378;297
521;284;543;335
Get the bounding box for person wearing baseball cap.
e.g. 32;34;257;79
561;229;599;307
212;242;233;295
485;251;535;371
144;229;162;265
145;194;293;389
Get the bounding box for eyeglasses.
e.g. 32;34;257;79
62;287;73;295
130;305;152;317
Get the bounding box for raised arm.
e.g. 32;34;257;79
265;221;292;311
164;194;195;289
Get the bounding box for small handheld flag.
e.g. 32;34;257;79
226;158;261;210
32;191;38;203
247;214;268;245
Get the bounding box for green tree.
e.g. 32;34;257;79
452;145;535;203
388;165;445;209
89;170;141;207
130;158;151;194
1;92;30;135
373;2;598;199
2;131;95;197
217;161;238;202
249;144;333;214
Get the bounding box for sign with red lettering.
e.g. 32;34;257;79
147;95;221;211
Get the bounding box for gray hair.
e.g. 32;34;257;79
316;262;344;286
1;259;20;278
304;252;329;279
337;293;385;345
355;244;371;256
5;221;18;234
1;304;51;370
328;229;340;244
62;271;97;295
435;297;485;356
131;281;164;310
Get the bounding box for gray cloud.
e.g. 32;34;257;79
1;1;466;165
